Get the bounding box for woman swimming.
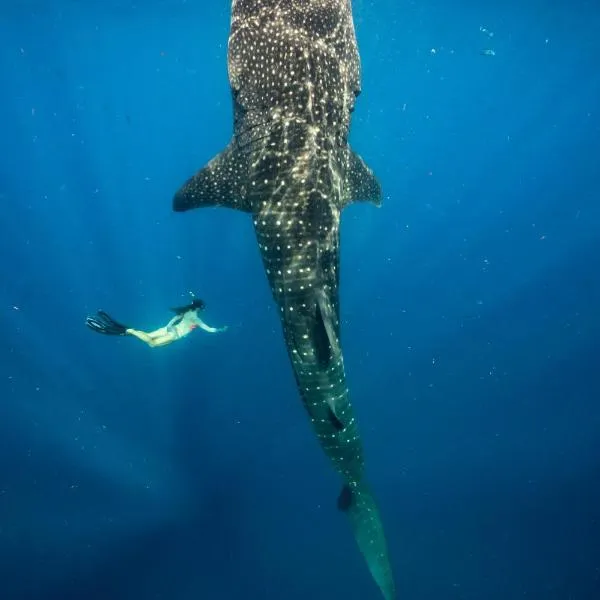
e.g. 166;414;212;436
86;296;227;348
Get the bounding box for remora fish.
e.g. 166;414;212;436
173;1;395;598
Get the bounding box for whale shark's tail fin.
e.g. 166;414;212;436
338;482;396;600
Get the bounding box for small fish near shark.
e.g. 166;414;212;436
173;1;396;598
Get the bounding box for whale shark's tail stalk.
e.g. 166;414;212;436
339;481;396;600
279;274;395;598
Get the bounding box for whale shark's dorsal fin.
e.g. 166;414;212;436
173;142;252;213
342;148;382;209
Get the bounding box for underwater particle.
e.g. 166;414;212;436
480;49;496;57
479;26;494;38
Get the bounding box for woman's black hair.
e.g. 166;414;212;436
169;298;205;315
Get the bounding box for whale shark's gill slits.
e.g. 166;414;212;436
234;131;272;155
234;122;274;153
233;110;278;152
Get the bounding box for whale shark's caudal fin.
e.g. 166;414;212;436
338;482;396;600
172;143;252;213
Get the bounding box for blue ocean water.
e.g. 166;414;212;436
1;0;599;598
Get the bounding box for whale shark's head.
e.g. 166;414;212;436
228;0;361;139
172;0;379;218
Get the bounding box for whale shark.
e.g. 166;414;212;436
173;1;395;598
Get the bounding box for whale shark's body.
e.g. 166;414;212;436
173;1;395;597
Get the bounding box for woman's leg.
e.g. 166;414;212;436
126;328;176;348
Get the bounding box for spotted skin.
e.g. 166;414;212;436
173;1;395;598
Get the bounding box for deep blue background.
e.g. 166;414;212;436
1;1;599;598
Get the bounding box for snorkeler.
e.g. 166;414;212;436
85;295;227;348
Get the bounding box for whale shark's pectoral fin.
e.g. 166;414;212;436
342;148;382;208
173;142;252;213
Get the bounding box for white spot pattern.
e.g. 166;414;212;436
171;2;394;599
